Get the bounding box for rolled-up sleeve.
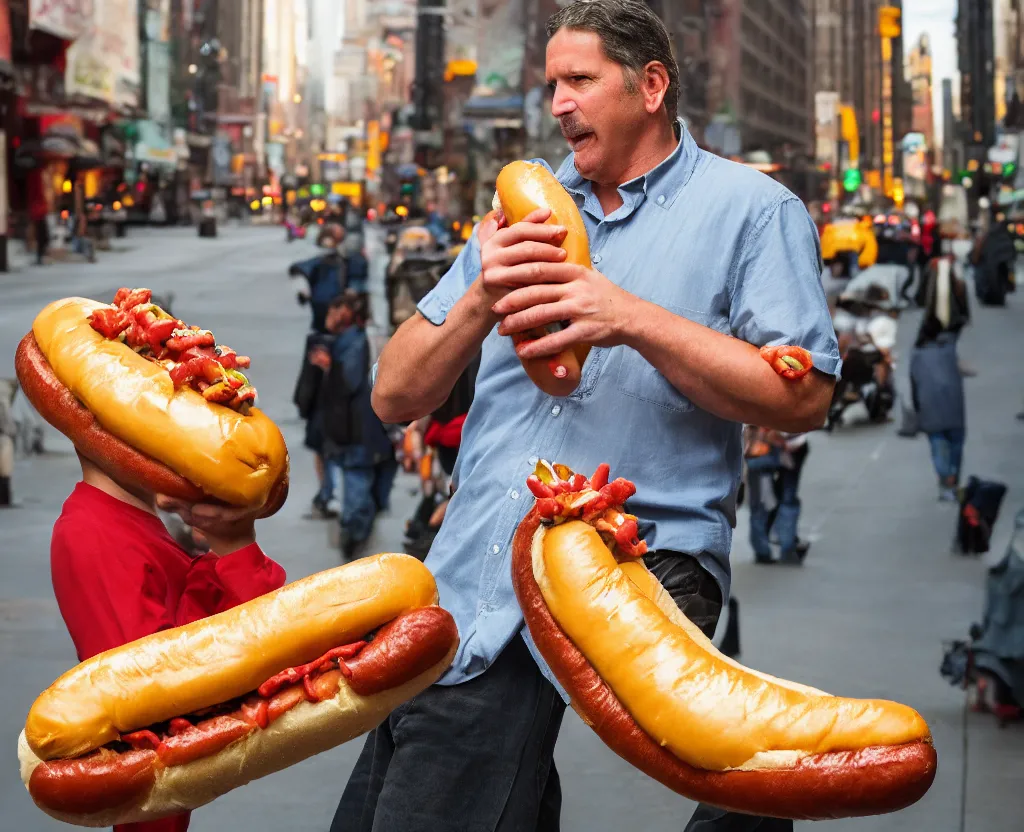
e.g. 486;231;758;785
729;197;842;378
416;231;482;325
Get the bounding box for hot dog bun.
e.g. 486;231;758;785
19;643;457;828
25;553;439;761
494;161;592;397
20;554;459;827
17;297;288;509
512;470;936;819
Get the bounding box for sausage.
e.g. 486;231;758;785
156;716;254;768
14;332;288;517
346;607;460;696
15;332;204;502
28;749;157;815
26;606;458;817
511;508;937;820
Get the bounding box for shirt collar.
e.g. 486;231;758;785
555;118;699;212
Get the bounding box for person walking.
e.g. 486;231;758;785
27;167;50;266
310;291;397;558
290;223;370;517
771;433;812;562
335;3;839;830
743;426;782;564
910;319;967;502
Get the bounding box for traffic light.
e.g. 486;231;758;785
842;168;862;192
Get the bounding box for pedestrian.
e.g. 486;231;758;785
402;352;481;556
743;426;783;564
48;453;285;832
27;167;50;266
334;2;840;830
290;222;352;335
769;433;812;563
970;209;1016;306
290;222;367;518
310;290;397;558
910;313;967;503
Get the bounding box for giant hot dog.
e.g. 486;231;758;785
15;289;288;512
492;161;592;397
512;461;936;819
19;553;459;827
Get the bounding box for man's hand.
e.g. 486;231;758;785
478;207;569;307
491;264;639;359
156;496;259;556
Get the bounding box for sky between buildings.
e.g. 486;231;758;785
903;0;959;143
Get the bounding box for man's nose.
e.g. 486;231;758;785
550;85;577;117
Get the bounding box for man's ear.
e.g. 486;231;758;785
640;61;670;115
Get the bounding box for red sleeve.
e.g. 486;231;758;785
51;533;179;662
175;544;286;627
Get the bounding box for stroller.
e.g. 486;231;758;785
941;508;1024;724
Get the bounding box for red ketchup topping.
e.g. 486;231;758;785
526;462;647;558
112;639;370;769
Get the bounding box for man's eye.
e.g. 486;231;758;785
572;75;589;83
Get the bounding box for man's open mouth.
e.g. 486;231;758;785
568;132;593;151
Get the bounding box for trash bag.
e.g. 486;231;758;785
955;476;1008;555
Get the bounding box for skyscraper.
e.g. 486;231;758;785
908;33;934;145
957;0;996;149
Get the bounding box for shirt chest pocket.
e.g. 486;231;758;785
614;304;717;414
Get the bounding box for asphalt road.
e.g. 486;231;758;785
1;224;1021;831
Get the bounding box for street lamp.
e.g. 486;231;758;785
293;93;303;104
188;64;198;74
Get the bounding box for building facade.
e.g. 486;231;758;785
810;0;911;184
957;0;996;150
908;33;934;146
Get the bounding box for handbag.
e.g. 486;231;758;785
897;401;919;437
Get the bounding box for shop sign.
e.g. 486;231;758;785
29;0;91;41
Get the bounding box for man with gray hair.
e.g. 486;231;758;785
333;1;838;829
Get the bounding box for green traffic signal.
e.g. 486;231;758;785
842;169;862;192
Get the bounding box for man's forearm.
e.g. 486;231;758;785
622;298;832;432
372;277;496;423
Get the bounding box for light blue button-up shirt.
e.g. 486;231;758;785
410;121;840;698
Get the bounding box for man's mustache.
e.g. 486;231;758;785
559;116;592;140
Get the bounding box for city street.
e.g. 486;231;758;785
1;225;1021;831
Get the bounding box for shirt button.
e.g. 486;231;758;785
510;489;519;500
551;405;562;416
491;544;500;554
592;253;602;264
656;195;666;205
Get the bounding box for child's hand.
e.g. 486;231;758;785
156;496;259;555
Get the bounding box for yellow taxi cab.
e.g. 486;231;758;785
820;215;878;271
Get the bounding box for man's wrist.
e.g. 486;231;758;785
618;295;660;352
465;276;502;327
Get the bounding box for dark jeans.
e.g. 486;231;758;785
333;551;791;832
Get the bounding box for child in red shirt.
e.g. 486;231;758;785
49;455;287;832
